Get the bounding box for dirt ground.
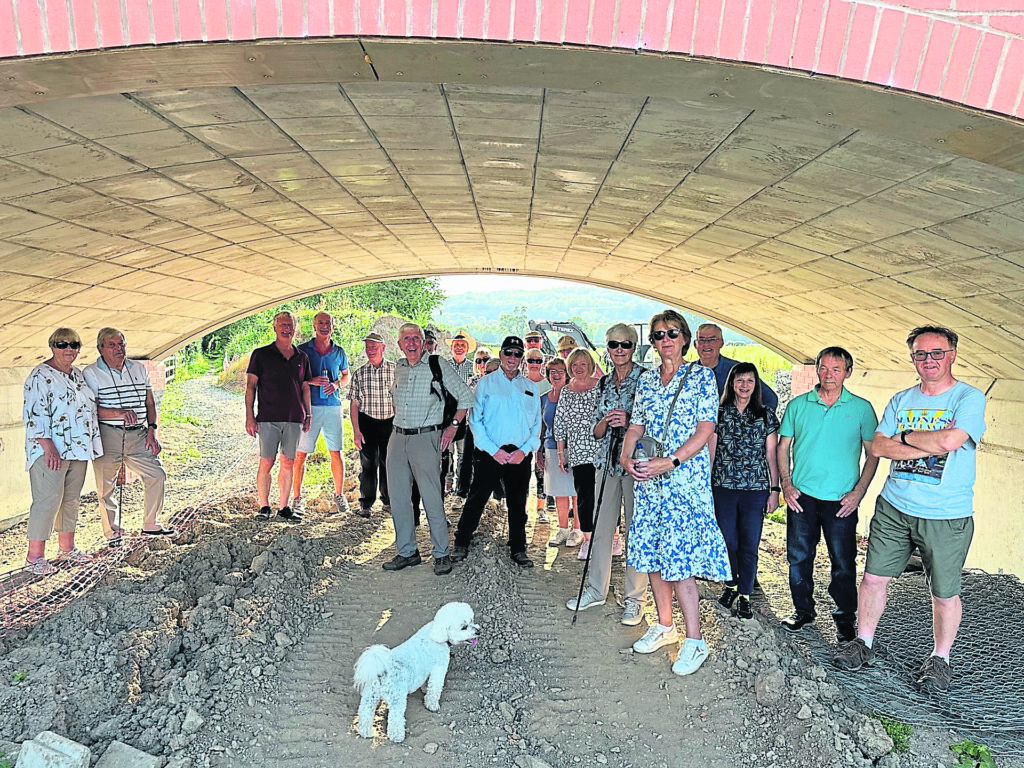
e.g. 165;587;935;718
0;375;1013;768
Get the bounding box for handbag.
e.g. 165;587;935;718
634;362;696;460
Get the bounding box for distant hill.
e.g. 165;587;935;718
435;285;753;345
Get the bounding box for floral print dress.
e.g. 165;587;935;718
628;363;731;582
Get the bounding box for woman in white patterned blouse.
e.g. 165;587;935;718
23;328;103;575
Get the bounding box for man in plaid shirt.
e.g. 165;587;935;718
348;332;396;518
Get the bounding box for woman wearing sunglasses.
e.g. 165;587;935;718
567;324;649;624
524;351;552;521
22;328;102;575
620;310;730;676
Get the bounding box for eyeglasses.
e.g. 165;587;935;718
606;340;635;350
475;357;489;364
695;336;722;344
911;349;954;361
52;341;82;350
650;328;683;341
502;348;524;358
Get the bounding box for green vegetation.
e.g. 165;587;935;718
716;344;791;388
206;278;445;367
0;751;11;768
160;380;211;428
297;418;356;495
951;739;998;768
765;507;786;524
12;670;27;683
873;715;913;753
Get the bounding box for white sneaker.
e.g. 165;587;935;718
566;529;585;547
291;495;305;515
59;547;92;564
334;493;350;515
548;528;570;547
633;623;679;654
621;598;644;626
576;539;591;560
672;638;710;676
566;588;606;611
536;508;549;523
611;533;623;557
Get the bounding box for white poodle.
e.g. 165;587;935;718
354;601;480;742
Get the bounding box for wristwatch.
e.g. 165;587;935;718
900;429;913;445
148;423;158;430
671;455;681;468
450;418;460;427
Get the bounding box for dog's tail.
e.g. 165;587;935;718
353;644;391;692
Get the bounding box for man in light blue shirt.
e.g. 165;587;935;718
452;335;542;568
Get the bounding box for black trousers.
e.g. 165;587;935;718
454;449;532;554
357;412;392;508
572;463;597;532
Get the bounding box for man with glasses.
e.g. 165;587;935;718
835;326;986;694
777;346;879;642
383;323;474;576
452;336;543;568
695;323;778;413
84;328;173;539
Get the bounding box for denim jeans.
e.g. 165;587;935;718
713;487;770;596
786;493;858;620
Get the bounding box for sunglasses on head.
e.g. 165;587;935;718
53;341;82;350
650;328;683;341
606;340;635;350
502;348;524;358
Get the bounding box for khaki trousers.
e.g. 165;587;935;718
27;456;87;540
94;424;166;536
586;473;647;603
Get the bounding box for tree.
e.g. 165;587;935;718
497;304;530;337
343;278;446;323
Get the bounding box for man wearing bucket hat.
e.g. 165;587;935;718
448;331;476;384
446;331;476;500
348;331;396;518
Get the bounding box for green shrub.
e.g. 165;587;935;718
951;739;997;768
874;716;913;753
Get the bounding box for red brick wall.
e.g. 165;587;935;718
791;364;817;397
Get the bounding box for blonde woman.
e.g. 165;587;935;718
23;328;102;574
553;348;601;559
539;358;577;544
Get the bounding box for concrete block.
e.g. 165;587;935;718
94;741;162;768
14;731;90;768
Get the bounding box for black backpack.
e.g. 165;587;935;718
428;355;466;441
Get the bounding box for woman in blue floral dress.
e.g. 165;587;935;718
620;310;730;677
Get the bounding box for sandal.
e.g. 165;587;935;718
59;547;92;564
25;558;56;576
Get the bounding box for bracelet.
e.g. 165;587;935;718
771;485;781;492
900;429;912;445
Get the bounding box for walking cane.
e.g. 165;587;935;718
112;427;127;549
571;426;623;627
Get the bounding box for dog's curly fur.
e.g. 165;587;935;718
353;601;479;742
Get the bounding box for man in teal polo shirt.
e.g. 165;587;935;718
776;346;879;642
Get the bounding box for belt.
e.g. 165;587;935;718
393;424;443;436
102;423;147;431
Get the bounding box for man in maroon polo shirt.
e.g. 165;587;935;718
245;310;313;522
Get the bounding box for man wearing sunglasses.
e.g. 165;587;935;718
452;336;542;568
695;323;778;414
84;327;173;539
835;326;986;695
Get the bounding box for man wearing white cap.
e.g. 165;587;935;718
348;331;396;518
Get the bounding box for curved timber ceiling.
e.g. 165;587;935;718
1;40;1024;377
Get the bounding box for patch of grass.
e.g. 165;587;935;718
873;715;913;753
720;344;792;388
766;508;786;524
12;670;27;683
951;739;998;768
0;751;11;768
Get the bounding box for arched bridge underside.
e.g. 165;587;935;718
2;39;1024;377
1;30;1023;571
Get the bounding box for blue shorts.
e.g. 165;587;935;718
297;406;344;453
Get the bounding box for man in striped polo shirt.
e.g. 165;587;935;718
83;327;172;541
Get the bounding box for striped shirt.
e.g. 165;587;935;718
392;355;475;429
83;359;151;426
348;360;396;421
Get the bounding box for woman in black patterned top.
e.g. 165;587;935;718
553;348;601;559
710;362;782;620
